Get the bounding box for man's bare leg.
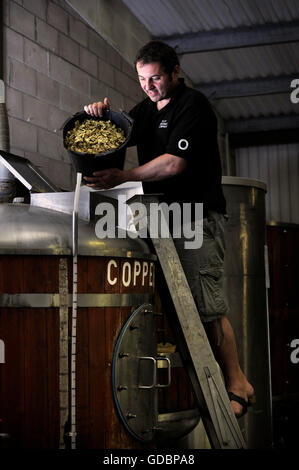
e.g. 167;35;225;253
204;316;255;417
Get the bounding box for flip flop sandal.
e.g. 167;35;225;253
228;392;255;418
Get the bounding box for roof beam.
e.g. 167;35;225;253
156;21;299;54
229;128;299;148
227;114;299;134
196;75;298;100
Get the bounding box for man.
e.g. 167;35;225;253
84;41;255;417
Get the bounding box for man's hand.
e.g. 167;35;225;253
84;97;110;117
84;168;126;189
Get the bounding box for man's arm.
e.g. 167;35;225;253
84;153;187;189
83;98;187;189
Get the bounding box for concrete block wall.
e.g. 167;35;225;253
3;0;144;190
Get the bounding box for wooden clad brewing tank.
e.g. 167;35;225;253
0;200;198;449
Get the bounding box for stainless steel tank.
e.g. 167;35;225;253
222;176;272;449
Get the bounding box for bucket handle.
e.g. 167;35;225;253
120;110;134;125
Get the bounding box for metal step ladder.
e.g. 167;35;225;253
127;194;246;449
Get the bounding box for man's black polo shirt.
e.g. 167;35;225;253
129;78;226;216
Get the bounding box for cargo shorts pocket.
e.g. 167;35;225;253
194;266;229;320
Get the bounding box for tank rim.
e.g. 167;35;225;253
0;203;156;260
222;176;267;192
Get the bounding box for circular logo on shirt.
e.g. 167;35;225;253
178;139;189;150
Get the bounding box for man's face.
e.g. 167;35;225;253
136;61;179;102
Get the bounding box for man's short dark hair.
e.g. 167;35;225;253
134;41;180;78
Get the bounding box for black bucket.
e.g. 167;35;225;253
62;110;133;179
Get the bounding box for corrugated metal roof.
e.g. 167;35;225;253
122;0;299;36
214;93;298;120
180;42;299;83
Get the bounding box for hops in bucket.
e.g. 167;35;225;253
65;119;126;154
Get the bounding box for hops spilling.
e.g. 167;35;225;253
65;119;126;154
